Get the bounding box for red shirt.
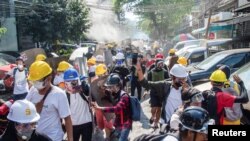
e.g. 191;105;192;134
216;92;236;125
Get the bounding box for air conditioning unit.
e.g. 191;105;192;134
239;0;250;7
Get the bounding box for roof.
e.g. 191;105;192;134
186;47;207;53
215;48;250;55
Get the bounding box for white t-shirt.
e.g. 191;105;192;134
69;93;92;125
8;68;29;95
162;87;182;123
26;86;71;141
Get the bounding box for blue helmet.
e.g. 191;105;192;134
63;68;79;81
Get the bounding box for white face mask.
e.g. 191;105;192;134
17;64;24;70
16;128;34;140
33;81;45;90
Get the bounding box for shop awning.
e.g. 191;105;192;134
234;3;250;13
192;25;233;35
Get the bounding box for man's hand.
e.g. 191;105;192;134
136;61;144;81
233;74;242;84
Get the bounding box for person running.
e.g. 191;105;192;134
137;62;188;126
110;53;130;89
92;74;132;141
0;99;52;141
147;58;169;128
130;54;146;101
26;61;73;141
64;68;93;141
203;70;249;125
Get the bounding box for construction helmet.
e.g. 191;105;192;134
177;57;188;66
169;49;176;54
96;55;104;62
170;64;188;78
95;64;107;76
35;54;46;61
115;52;125;60
7;99;40;123
28;61;52;81
57;61;71;72
64;68;79;81
105;73;121;86
87;57;96;66
180;106;214;134
155;53;164;59
209;70;227;82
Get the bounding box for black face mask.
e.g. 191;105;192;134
175;81;183;88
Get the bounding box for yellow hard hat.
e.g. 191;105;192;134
87;57;96;66
57;61;71;72
177;57;188;66
169;49;176;54
210;70;227;82
28;61;52;81
95;64;107;76
35;54;46;61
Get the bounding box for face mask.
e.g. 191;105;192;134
33;80;45;90
116;60;123;66
16;128;34;140
65;80;80;93
17;64;24;70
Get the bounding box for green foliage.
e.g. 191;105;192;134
0;27;7;38
18;0;90;45
113;0;194;40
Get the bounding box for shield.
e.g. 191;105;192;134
91;75;115;121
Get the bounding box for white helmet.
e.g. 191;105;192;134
115;52;125;60
96;55;104;62
7;99;40;123
170;64;188;78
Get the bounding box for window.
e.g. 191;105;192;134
190;51;205;63
221;53;246;69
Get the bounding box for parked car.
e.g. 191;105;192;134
0;51;20;58
195;62;250;124
187;48;250;82
173;40;200;51
0;53;16;92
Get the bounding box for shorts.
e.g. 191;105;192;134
150;91;162;107
95;109;114;130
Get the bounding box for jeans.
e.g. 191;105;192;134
131;81;142;101
118;128;130;141
12;92;27;101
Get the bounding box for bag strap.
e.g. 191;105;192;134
36;86;53;114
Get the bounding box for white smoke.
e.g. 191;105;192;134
86;0;130;42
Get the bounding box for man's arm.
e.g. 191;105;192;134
64;115;73;141
233;75;249;103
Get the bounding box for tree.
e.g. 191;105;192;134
112;0;194;41
18;0;90;45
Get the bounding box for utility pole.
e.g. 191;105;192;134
205;9;212;39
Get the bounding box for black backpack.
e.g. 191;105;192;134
202;90;221;124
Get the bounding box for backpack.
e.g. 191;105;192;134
122;92;141;121
202;90;220;124
223;86;243;121
129;95;141;121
